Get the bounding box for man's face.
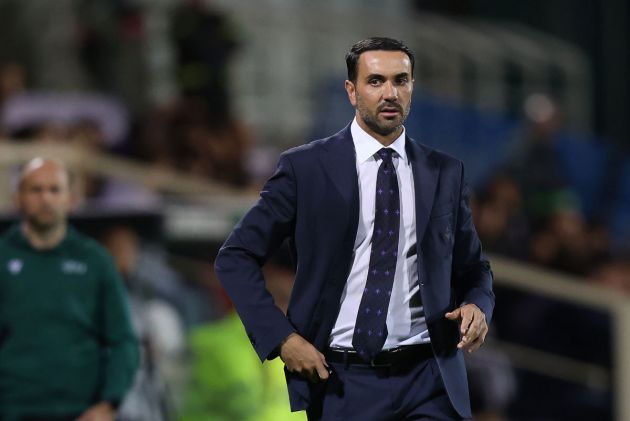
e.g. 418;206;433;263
16;163;71;232
345;50;413;139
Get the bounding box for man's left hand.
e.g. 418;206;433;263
75;402;115;421
445;304;488;353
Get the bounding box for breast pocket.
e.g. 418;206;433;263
423;209;455;258
429;200;453;219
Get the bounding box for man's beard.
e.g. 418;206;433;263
356;97;410;137
25;213;62;233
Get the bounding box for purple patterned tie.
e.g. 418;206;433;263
352;148;400;362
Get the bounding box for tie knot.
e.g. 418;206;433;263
377;148;395;164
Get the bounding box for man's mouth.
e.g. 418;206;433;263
379;104;402;117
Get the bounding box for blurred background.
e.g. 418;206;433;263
1;0;629;419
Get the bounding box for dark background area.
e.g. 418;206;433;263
415;0;629;150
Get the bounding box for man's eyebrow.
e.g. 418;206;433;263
364;72;411;80
364;73;386;80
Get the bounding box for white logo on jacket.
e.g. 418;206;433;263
61;260;87;275
7;259;23;275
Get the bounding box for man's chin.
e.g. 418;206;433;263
27;218;61;232
375;121;402;136
361;113;404;137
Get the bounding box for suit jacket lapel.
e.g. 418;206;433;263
319;124;360;249
320;126;358;205
406;137;439;245
319;129;438;248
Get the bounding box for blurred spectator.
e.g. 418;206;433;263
181;260;305;421
0;61;25;142
474;174;530;259
76;0;153;113
506;93;578;223
528;207;586;275
135;97;254;187
171;0;239;124
1;92;129;147
0;61;25;111
0;0;88;91
590;259;630;294
102;225;187;419
100;223;214;328
0;158;138;419
472;93;621;279
0;90;162;210
182;119;252;186
524;206;615;277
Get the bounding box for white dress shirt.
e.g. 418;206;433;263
329;118;430;349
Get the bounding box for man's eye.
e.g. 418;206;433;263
396;78;409;85
369;79;382;86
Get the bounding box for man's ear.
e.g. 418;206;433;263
345;80;357;107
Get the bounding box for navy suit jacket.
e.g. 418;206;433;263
215;124;494;418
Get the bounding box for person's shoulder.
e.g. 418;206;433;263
0;224;21;248
0;228;11;244
65;227;113;263
279;137;329;160
408;137;464;169
280;126;350;161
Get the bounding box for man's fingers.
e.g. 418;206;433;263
315;351;331;379
460;325;479;347
461;318;473;335
445;308;461;320
460;310;474;335
463;332;486;353
465;309;487;341
315;360;330;381
319;351;332;373
301;358;329;383
463;316;482;341
281;334;330;380
458;334;480;351
448;305;488;352
460;323;488;352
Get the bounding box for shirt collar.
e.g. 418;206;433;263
351;117;408;164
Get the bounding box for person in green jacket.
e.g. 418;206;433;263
0;158;139;421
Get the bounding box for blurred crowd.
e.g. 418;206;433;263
0;0;272;211
0;2;283;419
472;94;630;295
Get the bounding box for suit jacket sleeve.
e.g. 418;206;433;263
214;153;297;362
451;162;495;323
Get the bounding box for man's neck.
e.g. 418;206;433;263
21;222;67;250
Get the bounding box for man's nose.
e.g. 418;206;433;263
383;81;398;100
41;189;56;202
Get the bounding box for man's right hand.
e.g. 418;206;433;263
279;332;330;383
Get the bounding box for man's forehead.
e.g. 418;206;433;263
19;160;69;187
357;50;411;75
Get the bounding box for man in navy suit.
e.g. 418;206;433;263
215;37;494;420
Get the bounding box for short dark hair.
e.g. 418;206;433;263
345;37;415;83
